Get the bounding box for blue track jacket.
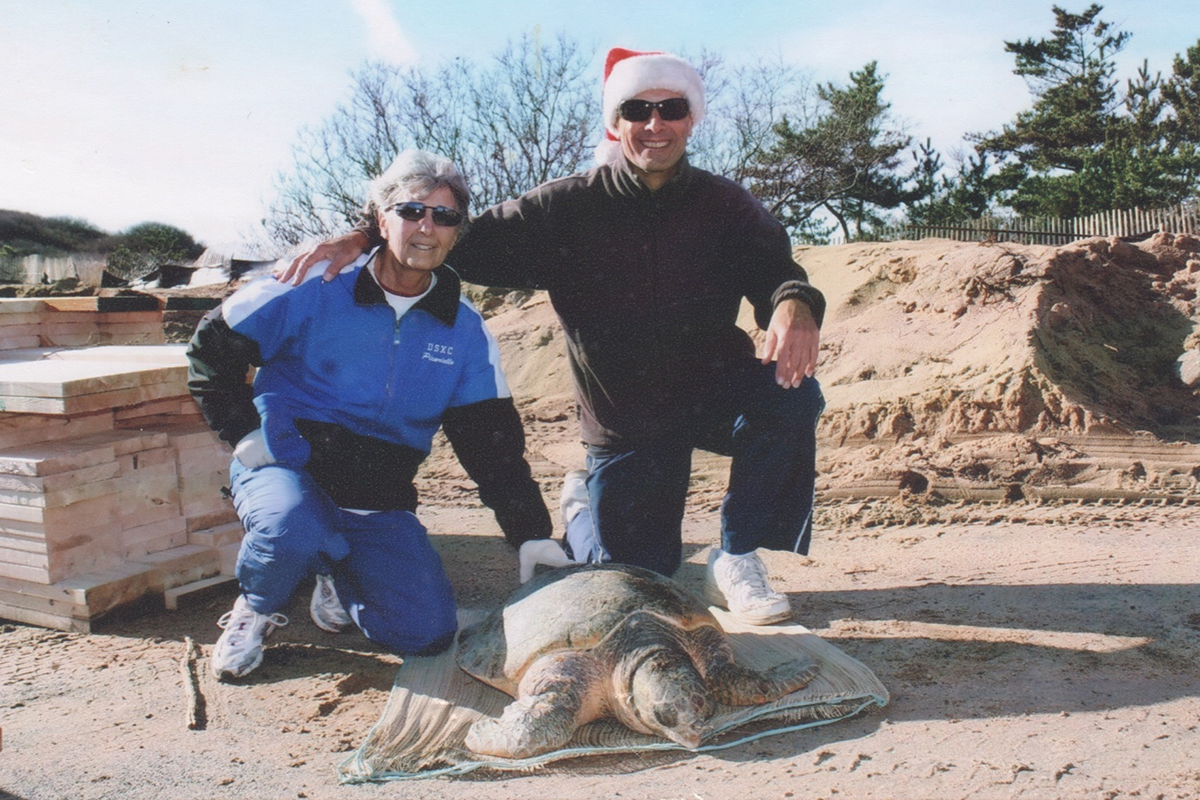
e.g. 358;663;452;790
186;251;551;545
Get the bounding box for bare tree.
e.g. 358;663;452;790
691;54;818;186
265;35;598;247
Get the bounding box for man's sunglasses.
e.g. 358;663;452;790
618;97;690;123
390;202;464;227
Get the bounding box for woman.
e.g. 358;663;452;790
187;150;550;680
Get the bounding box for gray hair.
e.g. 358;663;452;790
366;149;471;229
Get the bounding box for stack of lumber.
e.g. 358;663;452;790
0;296;242;631
0;296;165;351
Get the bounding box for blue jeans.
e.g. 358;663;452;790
565;363;823;576
228;460;457;655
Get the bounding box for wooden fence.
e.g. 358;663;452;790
835;201;1199;246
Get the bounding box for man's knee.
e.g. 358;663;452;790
780;376;824;419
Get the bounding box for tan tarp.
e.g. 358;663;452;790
340;607;889;782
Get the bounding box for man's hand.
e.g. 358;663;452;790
761;299;820;389
275;230;371;285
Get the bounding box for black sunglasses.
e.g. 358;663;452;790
618;97;690;122
390;202;464;227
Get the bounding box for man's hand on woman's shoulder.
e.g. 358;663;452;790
276;230;372;285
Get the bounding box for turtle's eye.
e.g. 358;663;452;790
654;707;678;729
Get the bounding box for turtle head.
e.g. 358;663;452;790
626;649;714;749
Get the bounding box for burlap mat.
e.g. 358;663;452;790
338;607;889;782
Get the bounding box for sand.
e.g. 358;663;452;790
2;233;1199;799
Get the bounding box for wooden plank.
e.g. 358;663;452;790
0;560;163;626
134;543;220;577
0;547;49;569
0;382;186;416
186;508;239;534
43;296;161;313
0;344;184;366
0;476;120;510
0;603;91;632
164;425;228;450
188;521;244;549
47;540;123;584
119;495;183;532
0;324;41;338
217;541;240;574
0;493;119;527
0;336;41;351
0;460;120;494
0;299;48;315
0;529;53;553
0;411;114;451
120;517;188;561
0;358;186;399
0;582;90;617
164;574;236;610
116;446;176;472
0;560;54;583
114;398;193;421
0;431;144;477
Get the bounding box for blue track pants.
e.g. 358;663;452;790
228;460;457;655
564;363;823;576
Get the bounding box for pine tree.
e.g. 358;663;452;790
975;5;1198;218
750;61;912;241
974;4;1129;216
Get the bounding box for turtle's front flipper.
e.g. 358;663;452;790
691;626;819;706
464;652;606;759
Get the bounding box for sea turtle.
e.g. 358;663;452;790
455;563;819;759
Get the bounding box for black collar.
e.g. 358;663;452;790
608;154;695;198
353;250;462;327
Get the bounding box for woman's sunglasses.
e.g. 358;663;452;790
618;98;690;122
390;202;464;227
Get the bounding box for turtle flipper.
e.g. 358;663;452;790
463;652;606;759
690;626;820;706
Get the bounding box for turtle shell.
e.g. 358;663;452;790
456;563;718;695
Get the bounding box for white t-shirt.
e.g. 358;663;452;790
370;258;435;319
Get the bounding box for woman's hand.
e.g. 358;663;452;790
233;428;275;469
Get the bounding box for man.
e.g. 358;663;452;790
284;48;825;626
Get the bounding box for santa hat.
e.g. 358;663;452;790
594;47;706;164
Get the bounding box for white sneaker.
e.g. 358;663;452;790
560;469;590;528
212;595;288;679
703;548;792;626
310;574;352;633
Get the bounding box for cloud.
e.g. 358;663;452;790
346;0;418;64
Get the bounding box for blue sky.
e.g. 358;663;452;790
2;0;1196;249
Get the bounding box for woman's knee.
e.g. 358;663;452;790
360;607;458;656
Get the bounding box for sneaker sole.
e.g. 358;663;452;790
703;579;792;626
213;649;263;680
726;605;793;626
310;615;350;634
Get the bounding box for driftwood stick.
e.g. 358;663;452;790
181;635;206;731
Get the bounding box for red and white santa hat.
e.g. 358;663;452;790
594;47;706;164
